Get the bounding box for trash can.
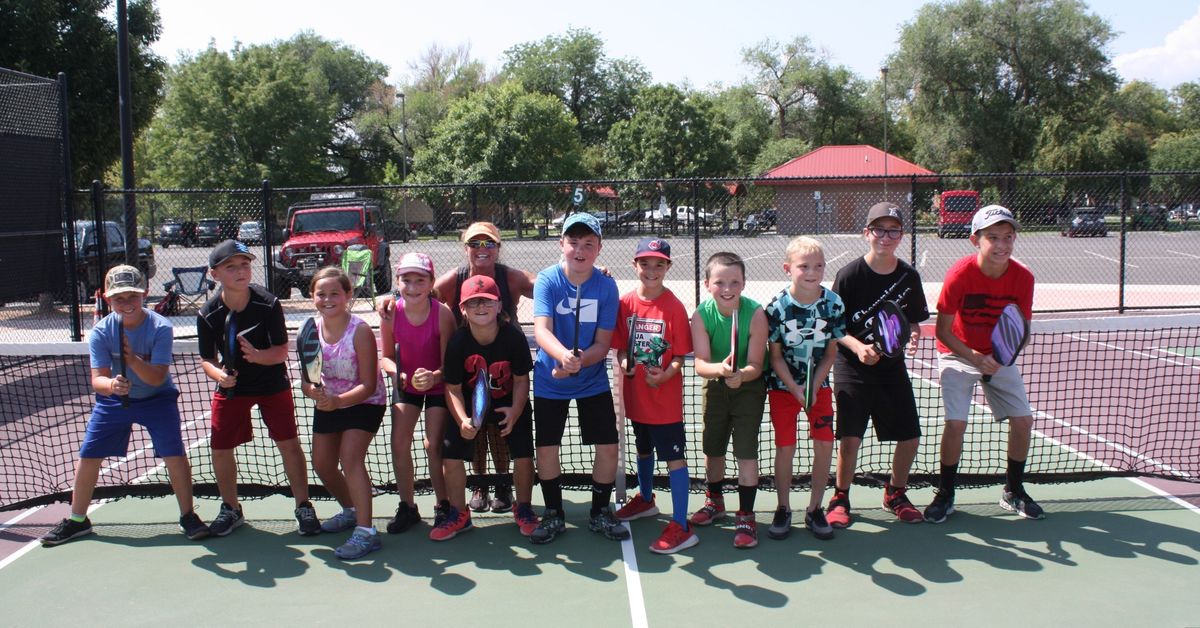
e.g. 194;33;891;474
537;225;548;239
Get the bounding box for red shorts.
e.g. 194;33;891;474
210;388;298;449
768;387;835;446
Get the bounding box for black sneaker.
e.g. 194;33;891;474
386;501;421;534
767;506;792;540
469;487;490;513
804;507;834;540
1000;488;1045;520
41;517;93;547
588;507;630;541
530;508;566;545
924;490;956;524
179;511;210;540
209;502;245;537
295;501;321;536
490;486;514;513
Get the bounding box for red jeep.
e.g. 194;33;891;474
273;194;392;298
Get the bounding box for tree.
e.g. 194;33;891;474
710;85;772;176
1171;82;1200;131
140;33;388;188
0;0;166;184
750;137;812;176
1149;132;1200;199
503;28;650;147
605;85;736;180
1033;81;1173;173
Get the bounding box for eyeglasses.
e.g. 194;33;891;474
463;298;495;309
466;239;499;249
868;227;904;239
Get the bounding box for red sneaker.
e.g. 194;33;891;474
616;494;660;521
689;491;727;526
513;502;540;537
649;520;699;555
732;511;758;549
826;490;852;529
883;486;924;524
429;507;472;541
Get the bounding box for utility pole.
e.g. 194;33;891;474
881;66;889;200
397;91;408;181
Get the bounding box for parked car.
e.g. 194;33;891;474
381;219;413;242
1060;207;1108;237
237;221;263;244
274;195;391;298
744;208;778;232
196;218;237;246
157;220;197;248
69;220;156;302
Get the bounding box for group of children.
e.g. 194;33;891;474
42;202;1044;561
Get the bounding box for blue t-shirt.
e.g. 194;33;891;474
533;264;619;399
764;287;846;391
88;309;176;399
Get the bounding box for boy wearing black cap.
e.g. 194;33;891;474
827;202;929;529
198;239;320;536
612;237;697;554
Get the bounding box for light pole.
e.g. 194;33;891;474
881;66;889;200
397;91;408;181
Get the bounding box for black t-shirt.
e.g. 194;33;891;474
832;257;929;381
443;322;533;417
198;284;290;395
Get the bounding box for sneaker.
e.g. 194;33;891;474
1000;488;1045;520
490;487;513;514
386;501;421;534
615;494;660;521
429;507;473;541
883;487;924;524
767;506;792;540
334;528;382;560
732;511;758;548
689;492;726;526
530;508;566;545
41;517;93;546
209;503;245;537
295;502;321;536
588;507;631;541
826;490;852;529
320;508;357;534
513;502;540;537
433;500;451;528
924;490;956;524
179;511;210;540
649;520;699;555
469;487;490;513
805;507;834;540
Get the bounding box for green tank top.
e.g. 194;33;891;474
698;296;759;370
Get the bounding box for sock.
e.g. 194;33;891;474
591;481;615;517
835;485;851;500
541;477;563;513
637;455;655;501
356;525;376;535
885;483;900;496
1006;458;1026;494
343;506;357;516
669;466;690;529
706;481;724;501
738;484;757;513
70;513;87;523
939;464;959;496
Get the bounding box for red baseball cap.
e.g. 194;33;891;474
459;274;501;305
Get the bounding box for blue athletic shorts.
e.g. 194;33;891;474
79;390;185;459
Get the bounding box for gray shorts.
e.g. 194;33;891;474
937;353;1032;422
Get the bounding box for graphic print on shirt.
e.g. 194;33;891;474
628;315;671;369
554;289;599;323
464;353;513;400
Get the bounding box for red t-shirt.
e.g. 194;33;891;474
613;288;693;425
936;254;1034;355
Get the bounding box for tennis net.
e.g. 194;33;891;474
1;313;1197;511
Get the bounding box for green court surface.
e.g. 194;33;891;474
3;479;1198;627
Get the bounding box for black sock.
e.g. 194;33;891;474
938;464;958;495
707;481;724;500
738;484;757;513
590;482;614;517
541;477;563;513
1006;458;1026;495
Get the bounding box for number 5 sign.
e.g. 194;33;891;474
572;186;585;207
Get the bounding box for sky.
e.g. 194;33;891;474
147;0;1200;90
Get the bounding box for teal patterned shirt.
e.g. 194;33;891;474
764;286;846;391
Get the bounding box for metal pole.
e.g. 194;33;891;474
1118;173;1128;313
91;180;106;305
59;73;82;341
881;67;889;200
692;180;700;308
910;175;918;263
261;179;274;294
398;91;408;181
116;0;137;264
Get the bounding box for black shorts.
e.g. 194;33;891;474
397;390;447;410
313;403;386;434
534;392;618;447
631;420;686;462
443;405;534;460
834;372;921;442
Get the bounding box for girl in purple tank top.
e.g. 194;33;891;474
380;252;457;531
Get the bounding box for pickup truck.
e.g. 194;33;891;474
71;220;156;303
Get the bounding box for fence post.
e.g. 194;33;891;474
692;179;701;307
91;180;106;304
1118;172;1128;313
910;174;918;263
59;72;81;341
261;179;274;294
470;185;479;224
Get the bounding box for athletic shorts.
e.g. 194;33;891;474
938;353;1032;422
834;374;921;442
313;403;386;434
768;387;835;446
397;390;446;410
534;392;618;447
80;391;185;459
210;388;297;449
700;377;766;460
631;420;686;462
443;405;534;461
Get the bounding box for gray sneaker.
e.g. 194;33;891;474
767;506;792;540
530;508;566;545
334;528;382;560
209;503;244;537
321;508;357;533
588;506;631;541
804;507;834;540
295;502;321;536
1000;489;1045;520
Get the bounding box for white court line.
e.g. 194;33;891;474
1084;250;1139;268
618;520;649;628
1127;478;1200;517
740;251;776;262
1152;347;1200;362
920;250;928;268
1066;333;1200;371
1167;249;1200;260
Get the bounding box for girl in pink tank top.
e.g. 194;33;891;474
380;252;457;530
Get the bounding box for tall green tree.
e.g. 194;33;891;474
605;85;736;179
0;0;166;184
711;85;772;176
1033;81;1173;173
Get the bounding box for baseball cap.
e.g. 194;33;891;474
459;274;501;304
209;239;257;269
104;265;146;297
865;202;904;228
972;204;1020;233
634;237;671;261
394;251;434;277
562;212;602;238
461;222;501;243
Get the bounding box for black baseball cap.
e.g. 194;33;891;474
209;239;257;269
